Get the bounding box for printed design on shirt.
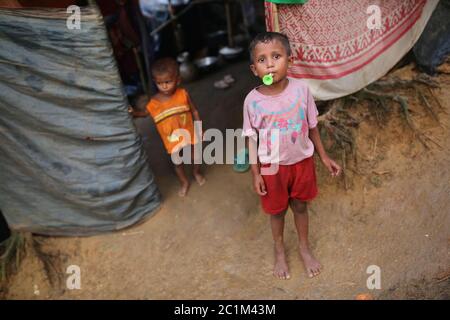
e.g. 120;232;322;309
251;89;309;147
167;132;182;143
179;113;187;126
153;104;190;124
251;89;301;115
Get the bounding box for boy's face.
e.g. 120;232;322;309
250;39;292;85
153;70;179;96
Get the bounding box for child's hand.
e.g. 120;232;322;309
128;106;133;113
321;156;342;177
253;174;267;196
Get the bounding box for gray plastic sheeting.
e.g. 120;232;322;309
0;6;161;236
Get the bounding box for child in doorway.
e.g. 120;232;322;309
242;32;341;279
130;57;205;197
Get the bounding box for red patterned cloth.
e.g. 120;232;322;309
265;0;439;100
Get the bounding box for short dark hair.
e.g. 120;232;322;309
248;32;292;62
151;57;179;77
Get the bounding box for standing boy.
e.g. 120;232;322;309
243;32;341;279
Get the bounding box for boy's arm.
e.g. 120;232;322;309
248;136;267;195
186;93;202;141
128;106;149;117
242;98;266;195
309;126;341;177
186;93;201;121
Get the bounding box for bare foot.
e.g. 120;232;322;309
299;246;322;278
193;173;206;186
273;243;290;280
178;181;190;197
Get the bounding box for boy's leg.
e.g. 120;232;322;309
270;210;290;280
191;144;205;186
290;199;322;278
174;164;190;196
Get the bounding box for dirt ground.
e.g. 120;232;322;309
2;59;450;300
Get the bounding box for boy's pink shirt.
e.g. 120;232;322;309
242;78;319;165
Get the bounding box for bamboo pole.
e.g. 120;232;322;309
225;0;234;47
132;47;149;96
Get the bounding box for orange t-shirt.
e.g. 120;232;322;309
146;88;196;154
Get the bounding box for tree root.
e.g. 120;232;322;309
31;236;65;288
318;98;357;152
367;74;440;90
0;233;68;295
350;72;443;150
317;72;443;188
418;90;440;124
0;233;26;283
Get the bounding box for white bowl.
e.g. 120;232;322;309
219;46;243;59
194;56;219;70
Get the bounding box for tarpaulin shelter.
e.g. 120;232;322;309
0;5;161;236
265;0;440;100
414;0;450;74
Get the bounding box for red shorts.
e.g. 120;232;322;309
260;157;318;214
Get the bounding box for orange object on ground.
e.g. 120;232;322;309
146;88;196;154
355;293;374;300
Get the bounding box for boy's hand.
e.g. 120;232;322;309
128;106;133;113
253;174;267;196
321;156;341;177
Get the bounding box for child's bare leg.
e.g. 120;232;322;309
290;199;322;278
193;164;205;186
174;164;190;196
270;211;290;280
191;144;205;186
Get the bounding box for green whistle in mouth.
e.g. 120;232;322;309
262;73;273;86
